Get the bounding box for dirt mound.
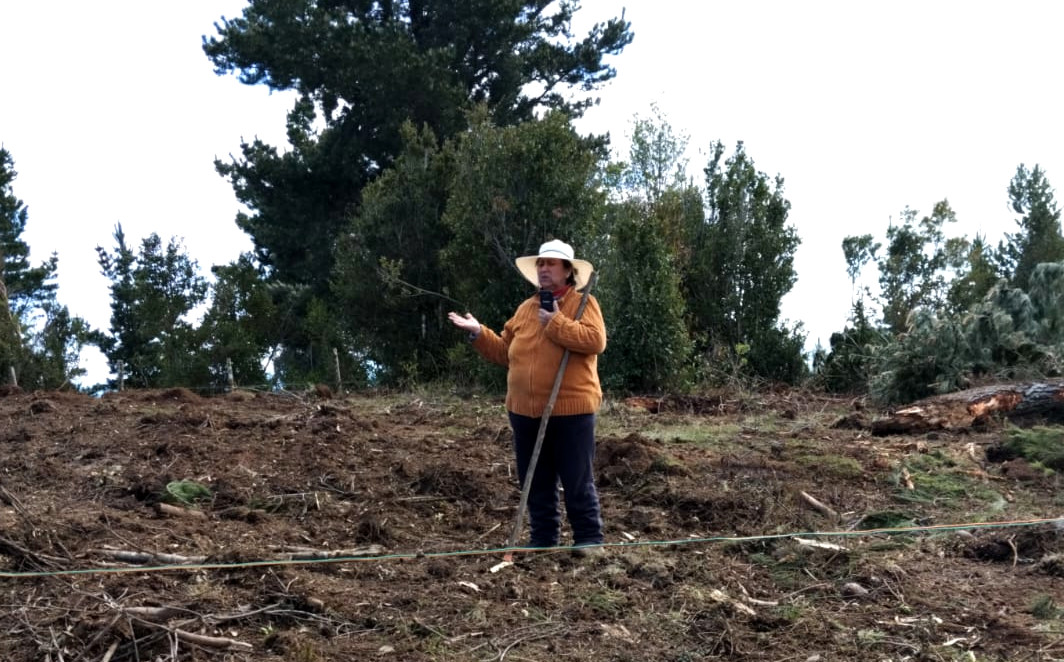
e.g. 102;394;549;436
596;432;668;484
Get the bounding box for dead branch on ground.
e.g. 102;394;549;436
798;490;839;521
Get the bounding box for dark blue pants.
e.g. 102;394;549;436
508;412;603;547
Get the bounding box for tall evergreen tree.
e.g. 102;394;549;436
332;111;607;386
199;254;280;389
440;111;607;333
332;122;452;386
945;234;1001;314
0;147;90;388
689;141;803;382
815;236;888;394
203;0;632;295
203;1;631;386
595;109;694;392
596;200;692;392
96;225;209;389
621;103;690;206
0;148;25;375
997;164;1064;290
0;148;57;321
842;234;880;301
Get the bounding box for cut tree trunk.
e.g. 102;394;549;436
871;380;1064;435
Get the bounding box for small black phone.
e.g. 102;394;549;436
539;290;554;311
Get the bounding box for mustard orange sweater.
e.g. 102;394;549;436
472;291;606;417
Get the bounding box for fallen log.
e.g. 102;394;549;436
871;380;1064;435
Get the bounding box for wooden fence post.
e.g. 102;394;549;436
226;358;235;392
333;347;342;394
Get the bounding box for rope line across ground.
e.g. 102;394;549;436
1;516;1060;579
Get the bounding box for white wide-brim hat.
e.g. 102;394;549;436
515;239;594;290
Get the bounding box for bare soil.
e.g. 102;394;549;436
1;386;1063;661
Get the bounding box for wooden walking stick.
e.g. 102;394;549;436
503;271;598;561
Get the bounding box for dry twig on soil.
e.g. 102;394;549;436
155;502;208;519
91;549;208;565
0;534;69;571
798;490;839;521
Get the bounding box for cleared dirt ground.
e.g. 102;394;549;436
1;386;1063;661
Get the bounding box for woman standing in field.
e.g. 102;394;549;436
448;240;607;553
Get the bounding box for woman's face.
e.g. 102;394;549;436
536;258;571;291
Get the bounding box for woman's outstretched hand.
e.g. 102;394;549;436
448;311;480;335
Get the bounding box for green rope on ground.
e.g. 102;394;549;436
1;516;1059;579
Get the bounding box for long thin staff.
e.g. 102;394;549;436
503;271;598;561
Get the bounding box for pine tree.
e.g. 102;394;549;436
580;108;697;392
946;234;1001;314
596;200;693;392
0;147;90;388
204;0;631;297
96;224;209;388
199;254;279;389
204;2;631;386
690;141;803;382
997;164;1064;289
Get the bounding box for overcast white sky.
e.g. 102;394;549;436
2;1;1063;382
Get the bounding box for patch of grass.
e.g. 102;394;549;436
464;600;489;626
860;538;917;552
436;425;468;437
1030;594;1062;620
970;492;1010;520
650;454;689;474
578;587;629;617
1000;425;1064;470
891;458;1000;509
672;584;709;608
905;449;957;471
746;552;776;567
911;471;970;498
1028;460;1058;477
294;643;322;662
855;628;887;647
744;550;814;591
856;511;917;530
643;422;743;447
794;453;864;480
737;412;786;434
774;602;805;622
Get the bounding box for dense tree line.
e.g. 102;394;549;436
4;2;1062;401
818;164;1064;403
